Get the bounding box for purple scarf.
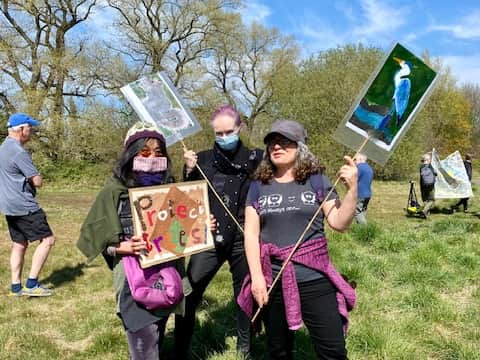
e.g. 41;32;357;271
237;237;356;333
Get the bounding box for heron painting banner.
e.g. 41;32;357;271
431;149;473;199
129;180;214;268
121;72;202;147
334;43;438;165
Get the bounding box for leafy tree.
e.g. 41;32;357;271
0;0;106;159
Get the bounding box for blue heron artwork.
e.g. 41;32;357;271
348;43;437;145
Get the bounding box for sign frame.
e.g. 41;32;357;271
129;180;215;268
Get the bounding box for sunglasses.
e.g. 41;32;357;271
267;137;295;148
139;149;164;158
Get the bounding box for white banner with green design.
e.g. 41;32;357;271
121;72;201;146
431;149;473;199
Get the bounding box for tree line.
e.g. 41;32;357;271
0;1;478;182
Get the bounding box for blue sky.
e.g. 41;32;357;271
239;0;480;86
84;1;480;86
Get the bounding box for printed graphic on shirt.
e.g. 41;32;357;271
301;191;316;205
267;194;283;207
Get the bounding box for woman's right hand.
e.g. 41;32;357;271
130;235;148;256
251;274;269;308
184;149;198;172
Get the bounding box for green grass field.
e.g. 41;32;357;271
0;180;479;359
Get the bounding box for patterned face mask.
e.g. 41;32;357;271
133;156;168;173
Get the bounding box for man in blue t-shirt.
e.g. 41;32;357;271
354;153;373;224
0;113;55;297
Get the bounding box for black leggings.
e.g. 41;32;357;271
263;278;347;360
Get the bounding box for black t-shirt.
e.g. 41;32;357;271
246;175;338;282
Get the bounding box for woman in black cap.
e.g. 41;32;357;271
239;119;358;359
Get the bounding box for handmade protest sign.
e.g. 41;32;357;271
129;180;214;268
431;149;473;199
121;72;201;147
334;43;438;165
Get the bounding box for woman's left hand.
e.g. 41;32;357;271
209;214;217;232
338;156;358;190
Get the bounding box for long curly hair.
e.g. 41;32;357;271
254;141;324;183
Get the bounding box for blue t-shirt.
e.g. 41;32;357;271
246;175;338;282
0;137;40;216
357;162;373;199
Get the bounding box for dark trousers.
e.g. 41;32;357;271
174;240;251;355
126;319;168;360
263;278;347;360
453;198;469;211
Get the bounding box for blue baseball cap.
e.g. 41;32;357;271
7;113;41;128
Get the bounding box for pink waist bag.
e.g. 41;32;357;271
122;255;184;310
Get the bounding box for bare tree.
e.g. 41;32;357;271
107;0;238;87
0;1;109;158
205;21;298;135
0;0;99;117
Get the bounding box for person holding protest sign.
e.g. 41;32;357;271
0;113;55;297
175;105;263;358
451;153;473;213
78;122;215;360
238;119;357;360
419;153;436;219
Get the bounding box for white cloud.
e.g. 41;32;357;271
353;0;407;38
299;20;346;51
240;1;271;25
441;54;480;85
295;0;410;55
428;10;480;39
334;1;355;22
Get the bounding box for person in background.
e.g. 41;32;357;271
0;113;55;297
451;153;473;213
239;119;357;359
419;153;436;219
175;105;263;359
353;153;373;224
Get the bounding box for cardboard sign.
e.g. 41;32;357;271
334;42;438;165
121;71;202;146
129;180;214;268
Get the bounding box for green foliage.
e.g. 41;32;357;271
0;179;479;359
268;44;383;173
266;43;475;180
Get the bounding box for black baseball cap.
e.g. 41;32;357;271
264;119;307;144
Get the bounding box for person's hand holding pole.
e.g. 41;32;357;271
184;149;198;176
